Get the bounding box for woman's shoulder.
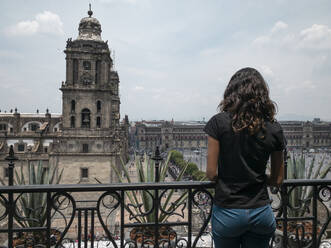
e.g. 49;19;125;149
210;112;231;122
204;112;231;139
265;119;283;133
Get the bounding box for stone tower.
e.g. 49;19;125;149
50;8;124;184
61;8;120;131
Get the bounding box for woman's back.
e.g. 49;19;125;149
204;111;285;208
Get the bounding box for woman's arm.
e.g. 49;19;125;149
267;151;284;186
206;136;219;181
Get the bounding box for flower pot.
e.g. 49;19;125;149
276;221;322;248
129;226;176;244
12;229;61;248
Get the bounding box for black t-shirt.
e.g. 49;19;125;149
204;112;286;209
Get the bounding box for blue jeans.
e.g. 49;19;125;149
212;204;276;248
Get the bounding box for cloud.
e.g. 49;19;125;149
271;21;288;33
259;65;274;78
253;22;331;52
133;86;144;91
253;21;288;45
5;11;64;36
253;35;270;45
299;24;331;50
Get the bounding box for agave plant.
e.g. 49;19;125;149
287;153;331;217
12;161;63;228
111;152;189;224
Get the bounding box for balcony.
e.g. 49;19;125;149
1;180;331;247
1;149;331;247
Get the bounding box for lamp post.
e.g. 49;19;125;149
5;145;17;186
151;146;163;247
152;146;163;182
5;145;18;248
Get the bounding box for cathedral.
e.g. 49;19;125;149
0;8;128;185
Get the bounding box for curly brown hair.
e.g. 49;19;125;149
218;67;277;135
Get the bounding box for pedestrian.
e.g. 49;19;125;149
204;67;285;247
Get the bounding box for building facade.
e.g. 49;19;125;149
132;118;331;152
132;120;208;152
0;9;128;185
281;118;331;150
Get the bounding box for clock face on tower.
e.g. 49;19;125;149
81;72;93;85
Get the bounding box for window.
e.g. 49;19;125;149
83;61;91;70
81;109;91;128
54;128;58;132
70;116;75;128
95;60;101;84
73;59;78;84
4;168;8;178
24;128;27;132
96;117;101;128
97;101;102;112
44;147;48;153
81;168;89;178
29;123;40;131
0;123;7;131
18;144;25;152
71;100;76;112
10;128;13;133
82;144;89;153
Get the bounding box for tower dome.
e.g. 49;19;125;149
77;6;102;41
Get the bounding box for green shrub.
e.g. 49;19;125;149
187;162;199;175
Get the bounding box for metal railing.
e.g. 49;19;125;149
0;146;331;247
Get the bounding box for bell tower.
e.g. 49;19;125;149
52;7;125;185
61;6;120;131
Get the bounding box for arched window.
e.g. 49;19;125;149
71;100;76;112
96;116;101;128
70;116;75;128
96;101;101;112
81;108;91;128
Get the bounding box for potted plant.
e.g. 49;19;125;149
0;161;63;247
110;151;191;244
276;153;331;247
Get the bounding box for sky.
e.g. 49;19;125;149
0;0;331;122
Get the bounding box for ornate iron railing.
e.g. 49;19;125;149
0;146;331;247
0;181;214;248
2;179;331;247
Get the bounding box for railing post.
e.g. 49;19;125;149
312;186;318;248
152;146;163;248
5;145;18;248
283;148;288;180
281;183;288;248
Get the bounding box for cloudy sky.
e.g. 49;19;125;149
1;0;330;121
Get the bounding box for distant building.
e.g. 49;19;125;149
131;118;331;152
0;9;128;184
132;120;208;152
281;118;331;150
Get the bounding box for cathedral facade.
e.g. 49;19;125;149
0;10;128;185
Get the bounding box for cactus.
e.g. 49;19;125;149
12;161;63;228
287;153;331;217
110;152;189;223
